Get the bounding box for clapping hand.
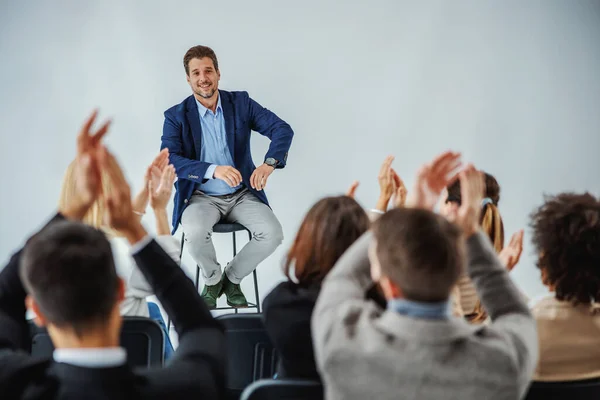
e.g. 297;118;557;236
499;230;524;271
447;164;485;236
61;110;111;220
132;148;170;215
98;147;147;243
405;151;462;211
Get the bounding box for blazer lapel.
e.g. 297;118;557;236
185;96;202;159
219;90;236;162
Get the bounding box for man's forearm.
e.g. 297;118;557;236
466;231;530;319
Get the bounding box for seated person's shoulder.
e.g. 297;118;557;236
164;97;190;118
263;281;320;312
0;351;52;393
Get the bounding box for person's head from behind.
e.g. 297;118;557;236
20;220;125;346
285;196;370;285
370;208;466;302
442;172;504;252
184;45;220;100
530;192;600;305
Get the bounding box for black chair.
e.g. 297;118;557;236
525;379;600;399
240;379;323;400
217;314;277;400
180;222;261;313
29;316;164;367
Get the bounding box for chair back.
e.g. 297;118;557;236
525;379;600;400
240;379;323;400
217;314;277;399
30;316;164;367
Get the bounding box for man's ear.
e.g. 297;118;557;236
26;295;48;328
379;276;403;300
368;240;382;282
117;277;125;303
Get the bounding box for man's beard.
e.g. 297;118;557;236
196;86;217;99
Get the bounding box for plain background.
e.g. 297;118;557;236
1;0;600;307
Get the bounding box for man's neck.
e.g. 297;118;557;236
194;92;218;113
48;325;120;349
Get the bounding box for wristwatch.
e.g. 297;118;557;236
265;158;278;168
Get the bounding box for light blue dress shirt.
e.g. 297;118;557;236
387;298;451;320
195;95;241;195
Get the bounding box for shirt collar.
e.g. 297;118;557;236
387;298;451;320
53;347;127;368
195;93;222;118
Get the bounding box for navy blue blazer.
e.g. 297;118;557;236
161;90;294;233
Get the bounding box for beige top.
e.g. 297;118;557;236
531;294;600;382
457;275;479;315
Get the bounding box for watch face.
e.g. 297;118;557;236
266;158;276;166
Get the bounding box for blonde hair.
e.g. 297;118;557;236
481;203;504;253
470;173;504;323
58;160;121;238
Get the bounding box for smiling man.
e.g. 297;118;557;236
161;45;294;309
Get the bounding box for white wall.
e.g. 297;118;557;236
1;0;599;303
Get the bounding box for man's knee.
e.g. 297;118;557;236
183;224;214;245
252;218;284;247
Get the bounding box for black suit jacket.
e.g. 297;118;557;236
0;214;225;399
262;280;387;382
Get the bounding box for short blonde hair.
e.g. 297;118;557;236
58;159;121;238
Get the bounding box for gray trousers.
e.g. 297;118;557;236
181;188;283;285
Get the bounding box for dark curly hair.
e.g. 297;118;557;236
530;192;600;305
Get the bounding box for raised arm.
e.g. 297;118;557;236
450;165;537;395
311;231;374;365
0;250;32;351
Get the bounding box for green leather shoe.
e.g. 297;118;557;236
221;274;248;308
200;281;223;309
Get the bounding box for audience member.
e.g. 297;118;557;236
529;192;600;382
262;155;402;380
442;172;524;323
263;195;369;380
59;148;179;358
0;111;225;399
311;152;538;400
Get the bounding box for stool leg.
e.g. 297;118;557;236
195;266;200;290
248;230;261;313
179;232;185;261
232;231;237;256
233;231;239;314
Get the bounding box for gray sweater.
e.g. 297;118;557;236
311;231;538;400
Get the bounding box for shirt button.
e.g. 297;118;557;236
184;199;189;204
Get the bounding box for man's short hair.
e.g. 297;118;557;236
372;208;466;302
183;45;219;75
20;220;119;334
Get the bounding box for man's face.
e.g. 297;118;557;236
187;57;220;99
